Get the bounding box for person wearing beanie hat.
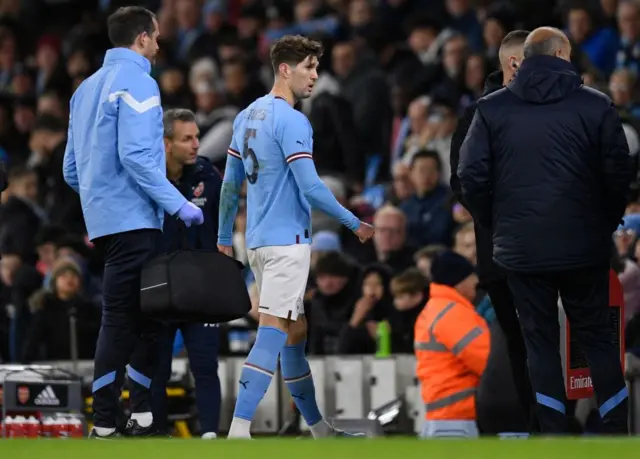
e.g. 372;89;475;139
414;250;490;438
22;256;100;363
429;250;477;299
308;252;362;354
311;230;342;253
49;256;82;290
310;230;342;270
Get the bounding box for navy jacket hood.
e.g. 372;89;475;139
508;55;582;104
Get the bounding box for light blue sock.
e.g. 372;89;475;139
233;326;287;421
280;342;323;427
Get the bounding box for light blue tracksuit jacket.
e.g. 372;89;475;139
63;48;187;241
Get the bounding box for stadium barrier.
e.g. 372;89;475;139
3;354;639;436
8;356;420;434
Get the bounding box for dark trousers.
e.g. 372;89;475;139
91;229;161;428
506;265;628;434
484;279;538;432
149;322;221;434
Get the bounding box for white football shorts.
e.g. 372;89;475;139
247;244;310;321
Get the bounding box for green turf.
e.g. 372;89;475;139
2;438;640;459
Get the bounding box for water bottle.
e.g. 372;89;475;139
26;416;41;438
54;416;69;438
69;417;83;438
375;321;391;357
3;416;14;438
13;416;26;438
41;417;54;438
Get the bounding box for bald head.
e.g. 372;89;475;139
523;27;571;61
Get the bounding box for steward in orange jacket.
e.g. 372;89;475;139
414;251;490;438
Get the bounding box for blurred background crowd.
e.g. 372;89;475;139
2;0;640;365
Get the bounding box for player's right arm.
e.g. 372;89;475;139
63;93;79;194
277;109;360;232
218;116;246;249
114;75;186;216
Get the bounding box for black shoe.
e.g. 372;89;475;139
123;418;161;437
89;428;122;440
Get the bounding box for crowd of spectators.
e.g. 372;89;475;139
2;0;640;364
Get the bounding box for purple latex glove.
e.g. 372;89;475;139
176;202;204;227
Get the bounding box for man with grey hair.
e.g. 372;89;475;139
458;26;631;434
128;108;224;437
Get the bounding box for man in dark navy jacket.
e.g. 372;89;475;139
458;27;631;434
450;29;536;434
128;108;223;437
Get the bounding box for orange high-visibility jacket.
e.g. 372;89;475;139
414;283;490;421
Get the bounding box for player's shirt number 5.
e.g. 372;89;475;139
243;128;260;184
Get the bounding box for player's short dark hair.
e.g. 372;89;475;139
107;6;156;48
270;35;323;73
410;150;442;172
163;108;196;138
500;30;530;49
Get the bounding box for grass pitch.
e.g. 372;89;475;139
1;437;640;459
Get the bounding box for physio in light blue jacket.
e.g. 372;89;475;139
62;48;188;239
62;6;203;439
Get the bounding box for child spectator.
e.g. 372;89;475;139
339;263;394;354
389;268;429;353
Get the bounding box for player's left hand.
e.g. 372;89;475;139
217;245;233;257
354;221;375;243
